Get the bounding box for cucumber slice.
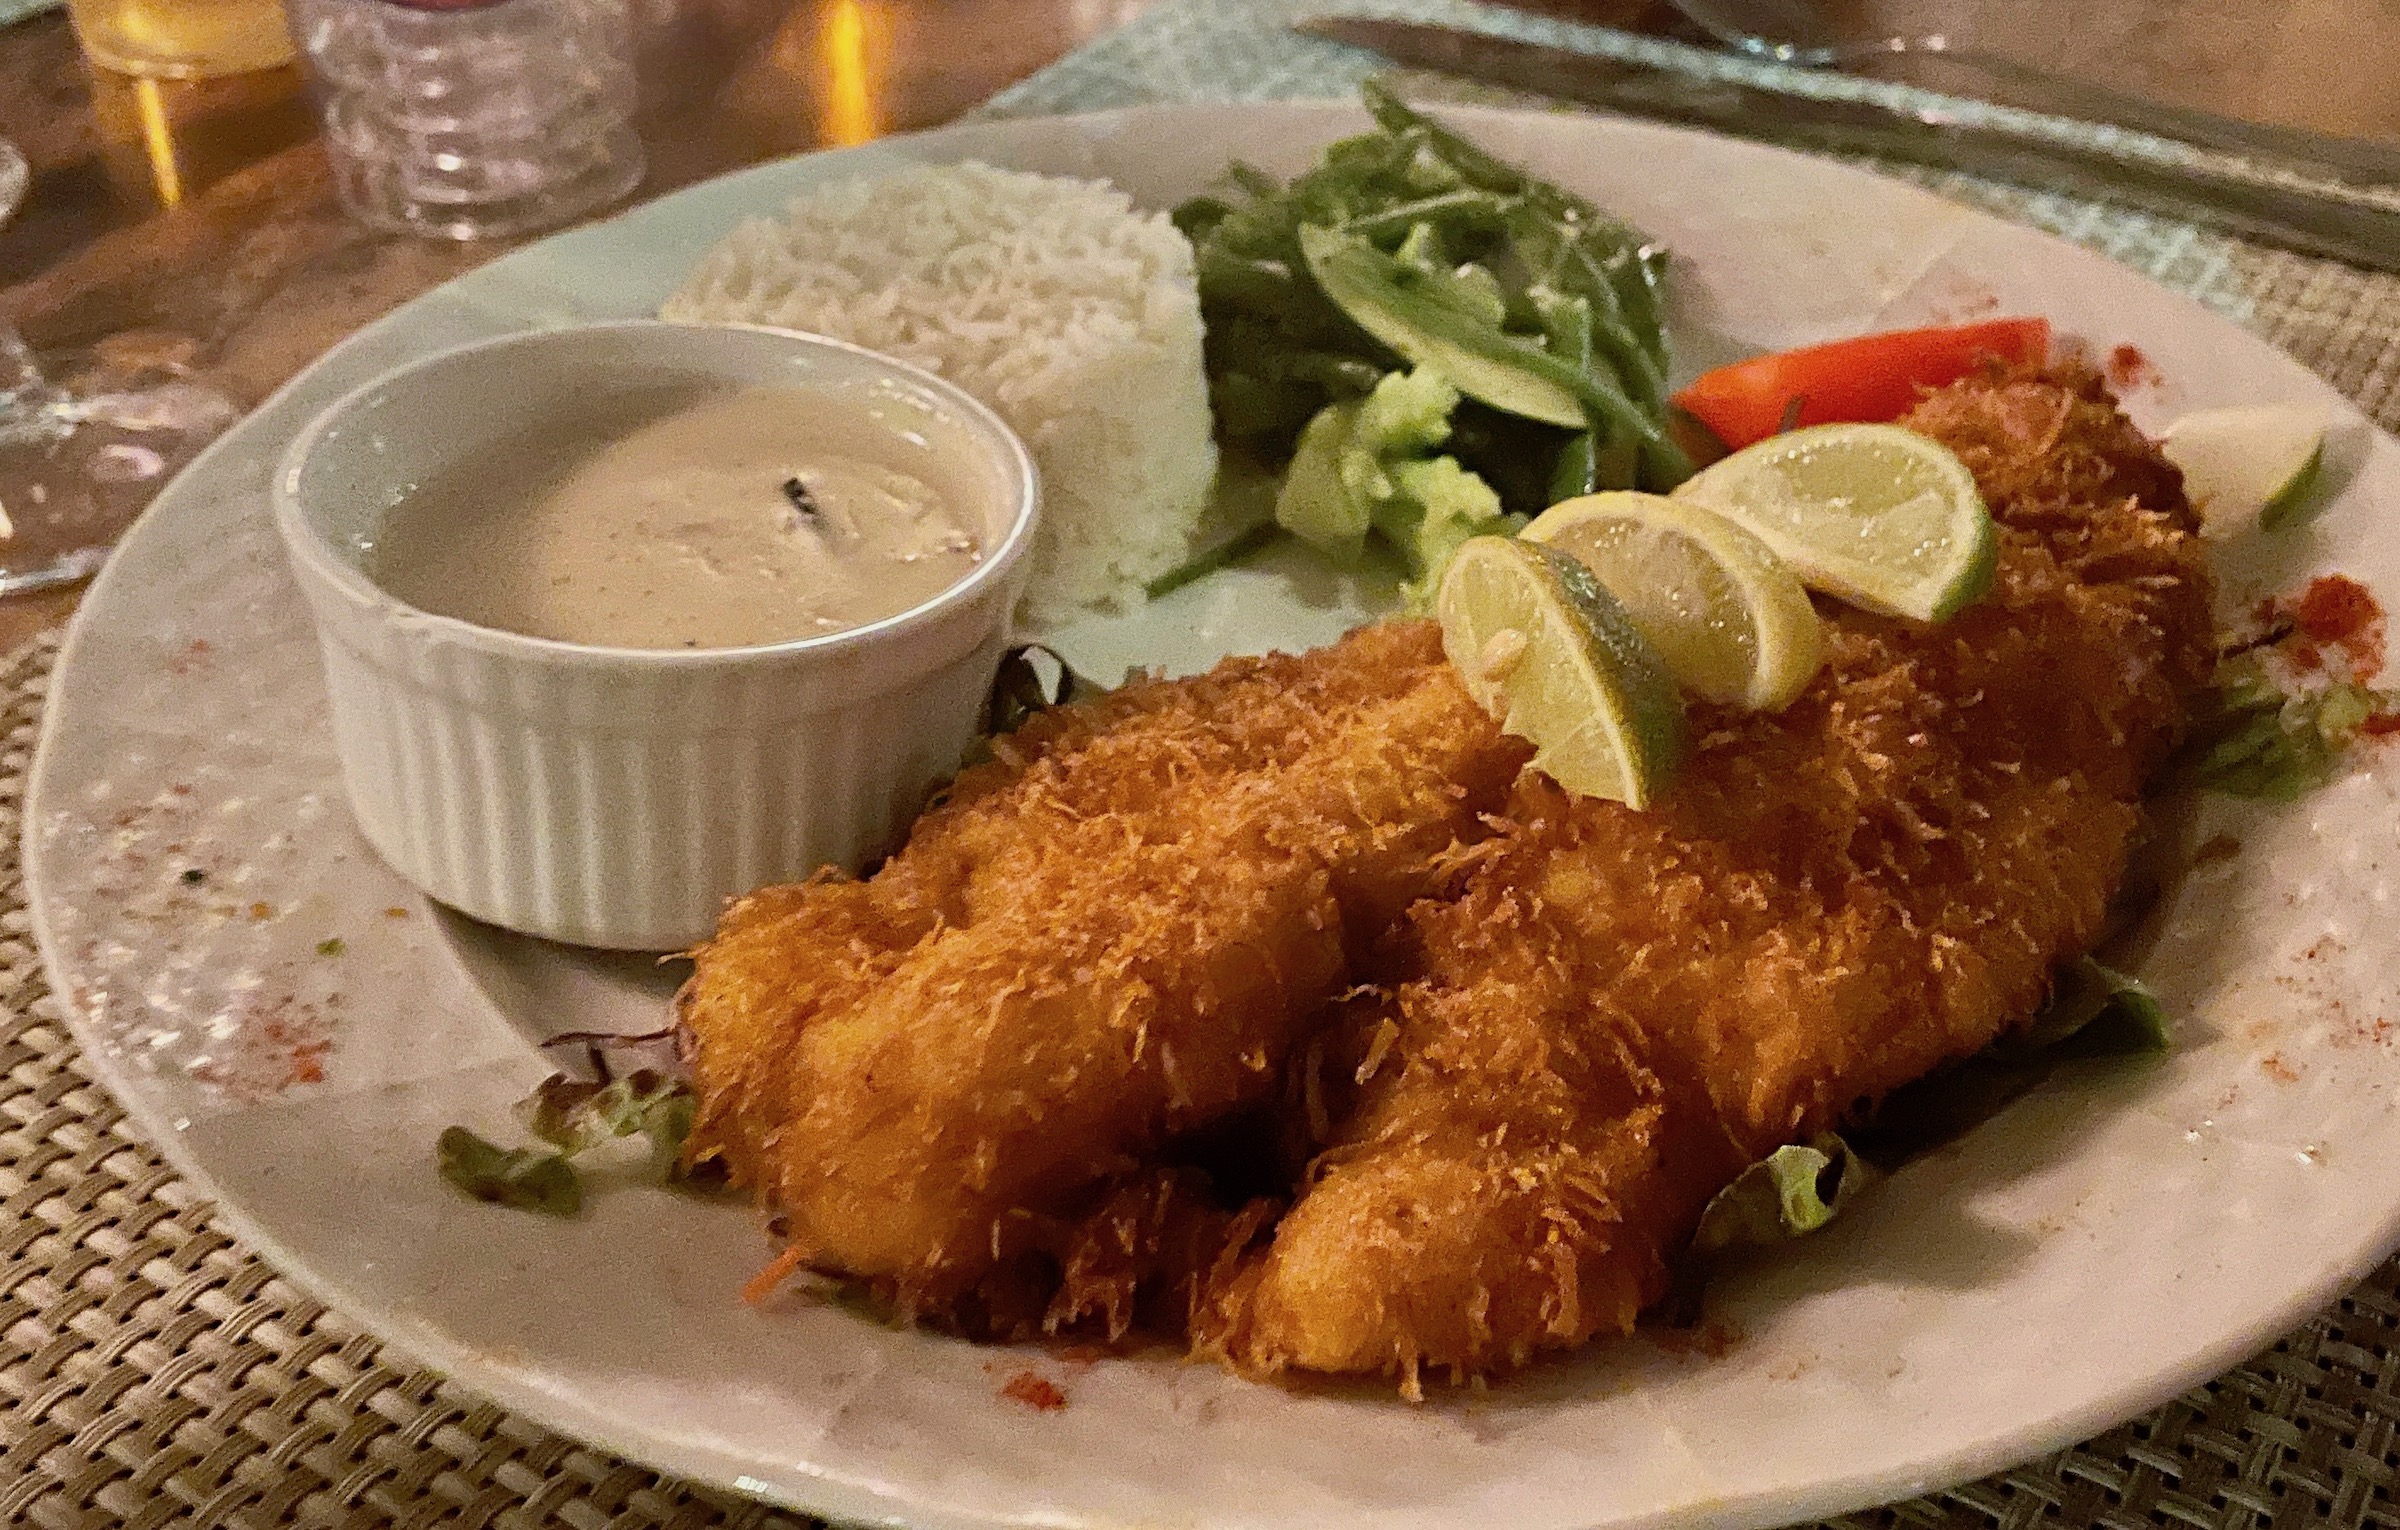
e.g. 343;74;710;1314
1299;224;1593;431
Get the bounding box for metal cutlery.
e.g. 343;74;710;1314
1660;0;2400;191
1297;16;2400;275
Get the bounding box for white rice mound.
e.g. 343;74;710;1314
662;161;1216;622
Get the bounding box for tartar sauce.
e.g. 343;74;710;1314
369;385;985;648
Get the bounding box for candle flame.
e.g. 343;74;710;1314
818;0;885;148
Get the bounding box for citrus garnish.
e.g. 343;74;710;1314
1436;536;1686;807
1524;491;1825;710
2160;402;2329;535
1670;422;1996;623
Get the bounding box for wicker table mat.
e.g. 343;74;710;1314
13;2;2400;1526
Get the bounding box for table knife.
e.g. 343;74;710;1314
1297;16;2400;275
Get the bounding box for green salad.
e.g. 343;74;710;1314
1171;81;1688;593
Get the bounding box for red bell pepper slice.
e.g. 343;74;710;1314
1671;318;2052;451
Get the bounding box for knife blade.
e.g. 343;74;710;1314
1297;16;2400;275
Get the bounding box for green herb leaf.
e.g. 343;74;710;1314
1691;1134;1867;1256
437;1126;581;1217
1339;188;1514;243
314;937;344;957
1362;80;1668;376
1301;223;1658;441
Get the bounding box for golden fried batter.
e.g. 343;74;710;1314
679;621;1528;1309
683;366;2216;1387
1206;366;2216;1387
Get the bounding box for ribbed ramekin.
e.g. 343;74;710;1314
273;321;1039;950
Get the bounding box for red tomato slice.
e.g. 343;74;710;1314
1670;318;2052;451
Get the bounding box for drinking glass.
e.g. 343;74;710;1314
67;0;296;79
288;0;645;241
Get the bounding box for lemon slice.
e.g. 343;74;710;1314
2161;402;2328;535
1437;537;1687;807
1671;422;1996;623
1525;491;1825;710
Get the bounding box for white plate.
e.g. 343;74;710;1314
27;103;2400;1530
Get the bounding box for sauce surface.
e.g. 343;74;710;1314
370;385;985;649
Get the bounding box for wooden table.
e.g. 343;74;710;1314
1;0;2396;653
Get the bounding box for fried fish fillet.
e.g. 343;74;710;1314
679;621;1527;1309
1203;366;2217;1386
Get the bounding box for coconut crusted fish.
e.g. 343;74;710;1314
681;366;2215;1385
678;620;1528;1315
1199;365;2215;1386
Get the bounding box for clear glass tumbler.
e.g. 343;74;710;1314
288;0;645;241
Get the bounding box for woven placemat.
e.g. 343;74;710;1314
11;2;2400;1526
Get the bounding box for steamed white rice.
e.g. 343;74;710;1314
662;162;1216;623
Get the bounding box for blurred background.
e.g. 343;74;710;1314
5;0;2396;283
0;0;2394;640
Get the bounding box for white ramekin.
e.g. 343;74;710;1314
274;321;1039;950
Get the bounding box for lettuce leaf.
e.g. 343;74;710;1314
1698;957;2167;1255
1692;1134;1867;1255
2176;658;2390;801
436;1126;581;1217
437;1068;704;1217
518;1069;698;1183
2007;956;2170;1056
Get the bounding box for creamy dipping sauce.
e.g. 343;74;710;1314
369;385;986;648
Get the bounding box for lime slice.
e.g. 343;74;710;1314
1525;491;1825;710
2161;402;2328;535
1671;423;1996;623
1436;537;1687;807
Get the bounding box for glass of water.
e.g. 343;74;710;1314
288;0;645;241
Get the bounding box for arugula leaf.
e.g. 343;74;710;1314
1174;81;1683;499
437;1127;581;1217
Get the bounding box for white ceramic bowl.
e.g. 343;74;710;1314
273;321;1039;950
